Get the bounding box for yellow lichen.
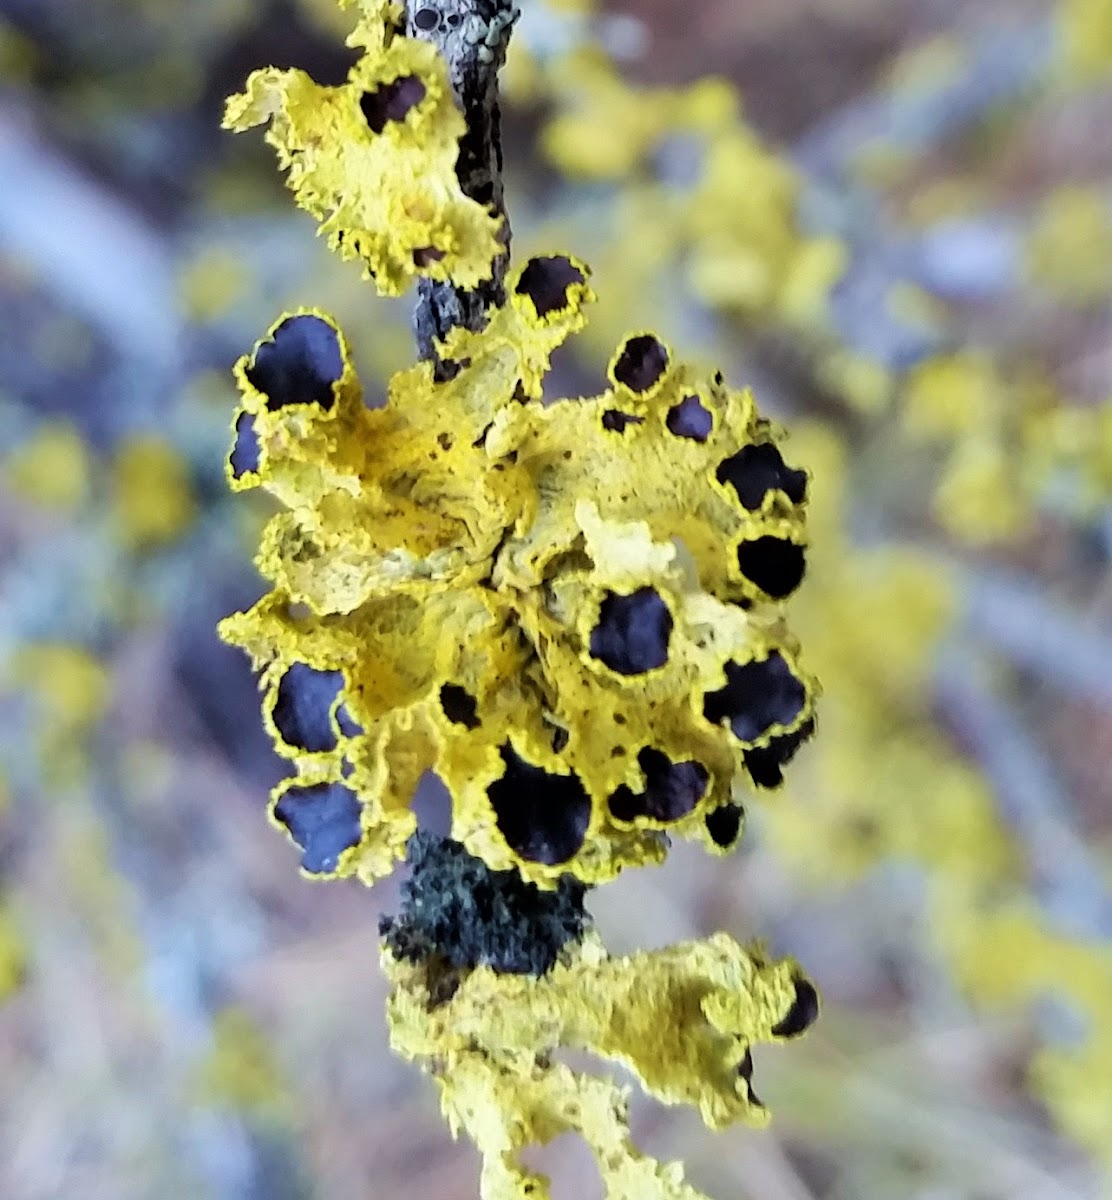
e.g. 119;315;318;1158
1031;1029;1112;1173
0;16;37;85
8;642;109;787
110;435;197;549
10;642;109;735
756;421;1019;887
541;49;736;180
816;349;893;415
223;0;503;294
191;1007;290;1120
685;128;843;323
1025;186;1112;306
524;52;843;330
0;902;27;1000
179;245;251;322
4;420;92;511
220;254;815;889
220;15;823;1193
930;889;1112;1178
385;930;815;1199
1084;399;1112;494
932;433;1027;544
901;352;1003;443
57;819;144;978
1059;0;1112;80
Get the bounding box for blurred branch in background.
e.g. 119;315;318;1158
0;102;182;369
936;636;1112;941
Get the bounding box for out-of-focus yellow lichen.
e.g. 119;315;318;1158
1059;0;1112;80
501;36;544;106
220;253;815;889
778;237;850;327
526;55;843;333
1022;391;1112;518
755;410;1112;1182
9;643;109;785
57;818;144;978
1084;399;1112;494
0;17;38;85
543;0;596;16
110;435;197;549
385;930;815;1200
191;1006;290;1120
901;352;1002;442
932;433;1027;544
937;897;1112;1026
769;712;1017;884
11;642;109;735
296;0;360;39
0;901;27;1000
685;128;844;322
541;49;736;180
758;422;1018;885
1025;186;1112;305
882;34;968;93
179;245;252;322
223;0;503;294
4;420;92;511
1032;1027;1112;1174
933;892;1112;1175
816;348;893;415
892;348;1109;541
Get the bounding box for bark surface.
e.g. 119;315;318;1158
407;0;518;369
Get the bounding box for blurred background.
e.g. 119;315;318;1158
1;0;1111;1197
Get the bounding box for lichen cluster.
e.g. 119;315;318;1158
218;3;819;1195
220;255;815;889
224;0;503;293
2;0;1110;1192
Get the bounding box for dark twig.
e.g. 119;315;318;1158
406;0;519;369
388;1;588;970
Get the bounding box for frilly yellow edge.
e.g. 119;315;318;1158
385;929;817;1200
222;0;503;294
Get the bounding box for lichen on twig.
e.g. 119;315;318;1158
406;0;520;365
218;4;820;1196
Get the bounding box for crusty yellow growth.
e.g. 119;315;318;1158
223;0;502;294
220;254;815;889
384;931;814;1199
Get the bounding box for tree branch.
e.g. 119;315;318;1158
385;3;589;971
406;0;519;369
